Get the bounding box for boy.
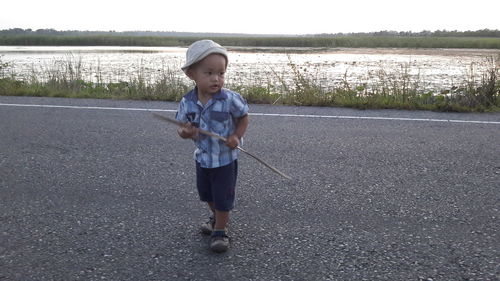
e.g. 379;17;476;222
175;40;249;253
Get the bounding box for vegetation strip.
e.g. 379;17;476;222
1;34;499;112
2;28;500;49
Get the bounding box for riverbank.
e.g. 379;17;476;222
1;46;499;112
1;58;498;112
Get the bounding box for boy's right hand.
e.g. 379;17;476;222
177;122;199;140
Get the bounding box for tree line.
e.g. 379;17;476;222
1;28;499;49
1;28;500;38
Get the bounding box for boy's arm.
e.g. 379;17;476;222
226;114;249;149
175;98;199;140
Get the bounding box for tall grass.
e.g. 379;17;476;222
0;54;498;112
1;35;500;49
0;55;189;100
230;55;500;112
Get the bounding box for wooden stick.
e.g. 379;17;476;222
152;112;292;180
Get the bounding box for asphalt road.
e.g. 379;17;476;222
1;96;499;281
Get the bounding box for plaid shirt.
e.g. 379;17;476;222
175;87;249;168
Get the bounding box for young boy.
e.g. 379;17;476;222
175;40;249;253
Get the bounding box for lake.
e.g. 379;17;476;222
1;46;498;92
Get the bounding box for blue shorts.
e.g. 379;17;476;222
196;160;238;212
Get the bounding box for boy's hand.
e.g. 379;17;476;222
226;115;248;149
225;134;240;150
177;122;199;140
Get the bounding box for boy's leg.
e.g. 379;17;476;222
209;203;229;230
200;202;216;235
207;202;215;213
214;210;229;230
211;160;237;228
201;202;229;235
197;160;237;219
211;210;230;253
197;163;217;234
209;161;237;253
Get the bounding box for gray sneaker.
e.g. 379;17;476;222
200;217;228;235
210;232;229;253
200;217;215;235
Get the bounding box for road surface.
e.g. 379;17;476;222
1;96;499;280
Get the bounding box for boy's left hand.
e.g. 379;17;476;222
225;134;240;150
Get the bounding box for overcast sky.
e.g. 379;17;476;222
2;0;499;34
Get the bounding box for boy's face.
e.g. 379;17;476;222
187;54;227;96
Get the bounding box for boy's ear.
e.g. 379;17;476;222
185;68;195;80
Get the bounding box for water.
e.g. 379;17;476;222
1;46;498;92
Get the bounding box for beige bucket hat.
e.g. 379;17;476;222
181;40;228;74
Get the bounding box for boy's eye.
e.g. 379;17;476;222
204;71;225;76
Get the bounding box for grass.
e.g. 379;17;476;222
0;54;499;112
231;55;500;112
1;35;500;49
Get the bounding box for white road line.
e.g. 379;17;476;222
1;102;499;125
250;112;500;124
0;103;177;113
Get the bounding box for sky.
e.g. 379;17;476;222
2;0;499;35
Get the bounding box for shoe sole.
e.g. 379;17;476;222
210;242;229;253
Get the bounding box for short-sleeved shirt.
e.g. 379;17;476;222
176;87;249;168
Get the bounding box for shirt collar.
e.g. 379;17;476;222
185;87;228;102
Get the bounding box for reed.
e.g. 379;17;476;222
1;35;500;49
0;55;498;112
231;55;500;112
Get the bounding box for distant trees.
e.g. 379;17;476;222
0;28;499;48
313;29;500;38
1;28;500;38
